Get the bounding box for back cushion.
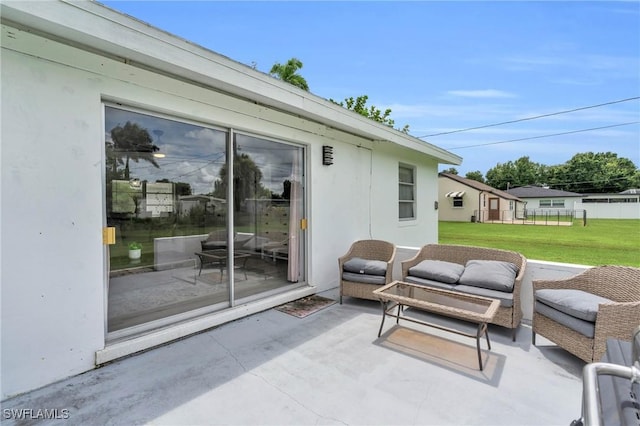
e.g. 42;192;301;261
458;260;519;292
408;260;464;284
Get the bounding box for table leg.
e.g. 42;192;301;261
484;324;492;350
476;323;484;371
377;300;388;337
396;303;402;324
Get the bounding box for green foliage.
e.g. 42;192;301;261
212;153;271;210
559;152;639;193
269;57;309;91
329;95;410;133
484;152;639;192
441;167;458;175
128;242;142;250
109;121;160;179
465;171;485;183
485;156;547;190
439;219;640;267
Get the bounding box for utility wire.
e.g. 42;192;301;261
417;96;640;138
448;121;640;150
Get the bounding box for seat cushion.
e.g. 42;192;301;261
408;260;464;284
343;257;387;276
342;272;386;285
458;260;518;292
455;285;514;308
404;275;458;291
536;301;596;338
535;289;612;322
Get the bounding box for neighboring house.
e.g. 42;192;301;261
438;173;524;222
505;185;583;215
0;1;461;398
575;189;640;219
506;186;640;219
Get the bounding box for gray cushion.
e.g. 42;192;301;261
536;301;596;338
343;257;387;276
404;275;458;291
342;272;386;285
408;260;464;284
535;289;612;322
455;285;514;308
458;260;519;292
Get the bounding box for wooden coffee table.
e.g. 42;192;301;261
373;280;500;370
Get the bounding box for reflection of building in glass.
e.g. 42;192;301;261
111;180;174;217
177;195;226;217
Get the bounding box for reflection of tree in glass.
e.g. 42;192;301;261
213;153;271;210
109;121;160;179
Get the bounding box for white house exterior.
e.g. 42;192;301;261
507;186;640;219
0;1;461;399
575;190;640;219
438;173;524;222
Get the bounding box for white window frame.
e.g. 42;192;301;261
398;163;416;220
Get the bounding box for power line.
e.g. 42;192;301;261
417;96;640;139
447;121;640;150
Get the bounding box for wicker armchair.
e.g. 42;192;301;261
401;244;526;340
338;240;396;303
532;265;640;363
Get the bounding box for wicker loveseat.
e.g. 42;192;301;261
532;265;640;363
339;240;396;303
401;244;527;341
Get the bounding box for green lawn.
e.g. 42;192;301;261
438;219;640;267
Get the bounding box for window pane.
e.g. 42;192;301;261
399;184;414;200
399;202;414;219
399;166;414;183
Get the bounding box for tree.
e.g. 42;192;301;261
330;95;410;133
561;152;639;193
465;171;485;183
109;121;160;179
441;167;458;175
212;153;270;211
485;156;546;190
269;57;309;91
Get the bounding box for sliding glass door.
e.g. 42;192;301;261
104;105;305;336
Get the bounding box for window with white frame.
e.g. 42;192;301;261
398;164;415;220
452;196;464;208
540;199;565;207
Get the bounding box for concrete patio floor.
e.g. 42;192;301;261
1;288;585;426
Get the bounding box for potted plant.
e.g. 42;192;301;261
128;242;142;260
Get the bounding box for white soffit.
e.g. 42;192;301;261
0;0;461;165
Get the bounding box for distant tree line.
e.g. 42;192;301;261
443;152;640;193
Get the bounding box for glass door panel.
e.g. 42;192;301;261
105;106;229;333
231;133;305;301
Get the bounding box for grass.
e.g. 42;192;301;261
439;219;640;267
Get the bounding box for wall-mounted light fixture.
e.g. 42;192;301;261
322;145;334;166
434;201;439;210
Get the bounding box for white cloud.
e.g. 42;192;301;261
447;89;517;99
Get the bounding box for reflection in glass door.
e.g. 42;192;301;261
230;133;305;301
104;105;305;336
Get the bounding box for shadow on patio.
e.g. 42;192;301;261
1;288;584;426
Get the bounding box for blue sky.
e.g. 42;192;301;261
102;1;639;176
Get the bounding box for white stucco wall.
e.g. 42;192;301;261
0;18;445;398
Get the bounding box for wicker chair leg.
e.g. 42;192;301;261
532;330;536;345
512;327;517;342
